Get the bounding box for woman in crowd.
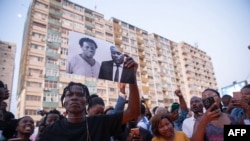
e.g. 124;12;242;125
150;113;189;141
35;109;63;141
192;88;239;141
87;94;105;116
8;116;34;141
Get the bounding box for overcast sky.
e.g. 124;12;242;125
0;0;249;113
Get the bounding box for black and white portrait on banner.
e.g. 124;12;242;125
67;31;135;84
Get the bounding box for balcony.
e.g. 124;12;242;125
46;51;59;59
114;38;122;45
85;13;95;19
142;86;149;93
136;31;142;36
49;9;62;17
85;30;95;37
139;60;146;67
85;21;95;29
50;0;62;9
156;44;161;50
140;67;147;75
137;37;143;44
138;52;145;58
47;41;61;49
28;60;44;68
138;45;144;51
46;63;59;70
26;87;43;93
48;19;61;27
32;25;46;33
34;5;49;13
43;101;58;108
113;23;121;29
114;29;122;36
47;29;61;36
45;76;59;81
141;77;148;83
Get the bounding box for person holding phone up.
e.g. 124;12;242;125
192;88;240;141
230;84;250;125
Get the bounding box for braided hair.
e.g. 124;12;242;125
60;82;90;106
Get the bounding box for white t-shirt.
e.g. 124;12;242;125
182;115;196;138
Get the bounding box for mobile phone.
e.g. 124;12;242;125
4;84;7;89
202;97;218;111
171;103;179;113
233;92;241;100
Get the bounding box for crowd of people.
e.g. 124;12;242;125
1;56;250;141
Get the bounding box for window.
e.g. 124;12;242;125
130;39;136;45
105;25;113;31
109;87;115;92
105;32;113;37
27;81;42;88
95;23;103;28
28;68;43;76
62;19;73;27
60;48;68;55
32;32;45;40
97;89;106;94
121;22;127;27
46;58;57;64
43;93;59;102
46;69;59;76
34;11;47;19
33;21;46;28
30;43;44;50
44;80;58;88
29;55;43;62
60;59;66;66
35;1;48;9
25;109;37;115
26;95;41;101
47;34;61;43
95;31;103;36
122;37;128;43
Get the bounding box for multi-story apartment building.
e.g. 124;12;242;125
0;40;16;111
17;0;217;122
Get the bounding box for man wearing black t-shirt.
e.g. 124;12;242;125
40;55;140;141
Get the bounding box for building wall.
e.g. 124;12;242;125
17;0;217;122
0;40;16;111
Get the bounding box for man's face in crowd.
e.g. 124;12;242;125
110;47;124;65
190;96;203;114
241;87;250;105
63;85;87;114
81;42;97;58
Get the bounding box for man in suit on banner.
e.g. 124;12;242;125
98;46;136;84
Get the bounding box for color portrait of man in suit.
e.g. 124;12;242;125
98;46;135;84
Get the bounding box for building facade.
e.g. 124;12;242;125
17;0;217;122
0;40;16;111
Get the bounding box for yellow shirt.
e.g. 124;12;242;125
152;131;190;141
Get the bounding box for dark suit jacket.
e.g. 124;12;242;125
98;60;135;84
